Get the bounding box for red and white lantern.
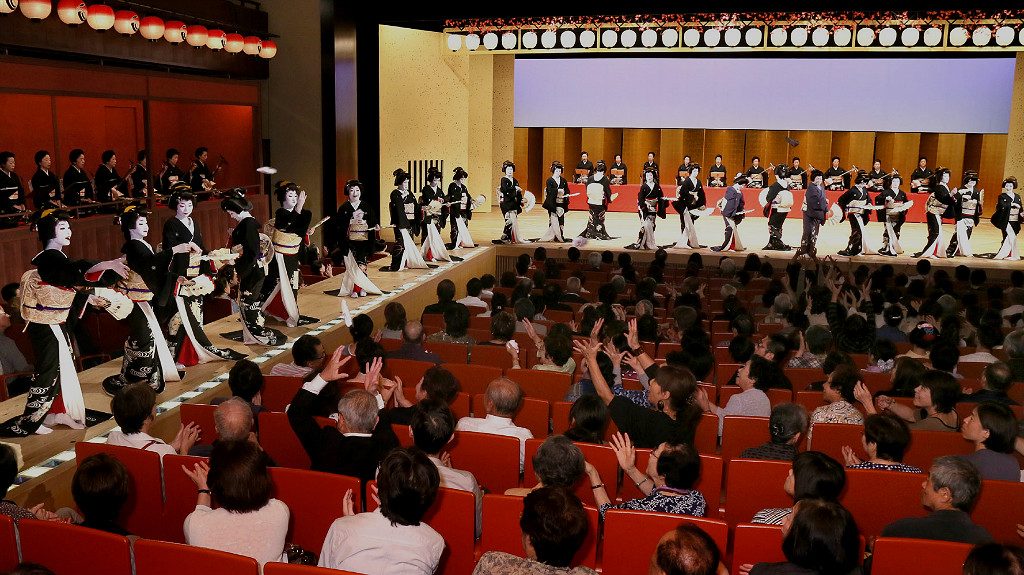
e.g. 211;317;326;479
1;1;20;16
259;39;277;59
139;16;164;40
164;20;186;43
242;35;262;55
113;10;138;35
206;29;226;50
224;33;244;53
57;0;87;24
185;24;208;47
85;3;113;30
19;0;51;20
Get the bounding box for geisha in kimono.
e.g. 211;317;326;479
335;179;383;297
261;180;319;327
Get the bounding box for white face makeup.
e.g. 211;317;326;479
349;186;361;201
690;168;699;179
458;177;467;185
646;171;655;184
400;180;409;192
132;216;150;239
176;199;193;219
53;221;72;247
1005;183;1015;193
553;168;562;178
941;172;950;185
283;189;298;210
891;179;901;190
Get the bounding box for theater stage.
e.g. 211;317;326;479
3;208;1019;510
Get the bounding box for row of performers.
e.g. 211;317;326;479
497;159;1022;262
570;150;940;194
0;147;223;225
0;181;329;437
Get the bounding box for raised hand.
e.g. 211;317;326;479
841;445;863;466
609;432;637;472
342;489;357;517
182;460;210;490
320;347;353;382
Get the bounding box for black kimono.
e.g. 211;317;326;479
824;167;849;192
910;168;934;194
579;174;612;240
610;162;628;185
675;163;692;187
159;164;185;194
745;166;767;189
798;183;828;256
31;168;61;210
0;169;25;228
642;161;660;181
62;166;93;208
575;160;594;184
497;176;523;243
231;216;285;345
789;167;807;190
707;164;728;188
388;188;421;270
713;184;747;252
763;182;791;250
628;182;664;250
94;164;124;210
991;191;1022;259
130;164;149;198
419;184;446;239
190;161;213;193
837;185;871;255
867;170;887;193
337;200;378;265
875;187;909;255
916;184;953;258
673;177;706;248
540;175;571;241
447;181;472;245
947;187;982;258
163;216;245;364
263;207;317;327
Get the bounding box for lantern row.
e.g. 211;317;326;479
1;0;277;58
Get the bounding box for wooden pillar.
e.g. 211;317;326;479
1004;53;1024;180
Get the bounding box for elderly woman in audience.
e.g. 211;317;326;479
426;302;475;344
590;433;705;518
576;319;702;448
857;369;960;431
743;500;860;575
752;451;846;525
480;310;517;349
841;413;923;473
182;440;289;567
388;365;461;425
106;384;201;457
787;326;832;370
563;395;610;445
72;453;132;536
809;364;864;426
960;402;1021;481
507;435;585;496
877;356;927;398
648;524;723;575
379;302;407;340
474;487;598;575
696;355;775;435
319;448;444;574
522;321;576;374
739;403;809;461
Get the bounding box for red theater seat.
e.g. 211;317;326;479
839;468;927;538
427;341;471;364
449;431;522;494
258;412;312;470
785;368;826;391
871;537;972;575
383;359;435;389
265;565;362;575
18;519;132;575
261;375;306;412
477;494;599;568
269;467;357;554
903;429;973;471
444;363;503;397
601;510;728;575
721;416;770;463
723;459;793;527
133;539;258;575
505;369;571;404
695;413;719;456
469;344;521;370
973;479;1024;543
0;515;15;572
179;403;218;448
731;523;785;575
161;454;208;543
808;423;865;463
74;442;165;540
474;394;548;438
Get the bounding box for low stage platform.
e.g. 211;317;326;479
3;208;1018;510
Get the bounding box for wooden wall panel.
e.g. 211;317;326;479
660;129;686;180
875;132;922;177
514;127;544;197
788;130;832;174
935;133;968;182
581;128;622;169
703;129;746;178
622;129;661;183
919;133;939;172
541;128;583;173
965;133;1008;214
848;133;877;172
743;130;770;168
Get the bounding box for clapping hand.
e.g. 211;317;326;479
572;338;601;360
342;489;357;517
182;460;210;490
589;318;605;345
609;432;637;472
841;445;863;466
364;356;384;392
320;347;352;382
695;387;712;413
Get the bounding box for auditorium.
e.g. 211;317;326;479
1;1;1024;574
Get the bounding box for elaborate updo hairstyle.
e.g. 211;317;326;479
344;179;363;196
220;188;253;215
393;168;410;187
167;182;195;211
932;167;951;186
426;166;442;184
33;209;72;243
118;205;149;241
274;180;300;204
453;166;468;181
550;161;564;174
501;160;515;172
962;171;979;187
1003;176;1019;190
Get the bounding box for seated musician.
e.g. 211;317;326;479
575;151;594;184
744;156;767;189
824;157;849;192
610;154;627;185
642;152;659;182
910;156;933;195
867;159;887;193
676;155;692;188
707;154;727;188
789;157;806;190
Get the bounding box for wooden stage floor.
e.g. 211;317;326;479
4;208;1021;508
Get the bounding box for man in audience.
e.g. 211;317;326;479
387;365;462;424
189;398;257;457
455;377;533;469
1002;289;1024;328
386;320;441;363
319;448;444;573
648;524;722;575
72;453;131;536
456;278;487;309
107;383;200;457
881;455;992;544
214;359;267;420
270;335;326;378
423;279;458;316
479;274;495;298
410;401;482;536
787;325;832;369
929;342;964;379
425;303;474;344
0;308;32;395
562;276;589;304
543;283;574;313
514;298;547;336
287;350;399;481
963;362;1019;406
1003;330;1024;382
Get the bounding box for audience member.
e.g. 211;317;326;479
0;444;63;522
423;279;458;316
480;292;506;317
563;395;610;445
964;362;1019;406
319;448;444;574
380;302;407;340
878;356;927;398
960;314;1003;364
960;402;1021;481
860;369;960;431
739;403;809;461
189;398;257;457
752;451;846;525
182;440;289;567
340;313;375;355
591;434;705;518
523;321;575;374
507;435;585;496
107;383;200;457
426;302;475;344
455;377;533;468
411;401;482;535
514;298;547;337
864;338;898;373
457;278;487;309
881;455;991;544
697;356;773;435
963;543;1024;575
809;364;864;426
216;359;266;420
900;322;938;360
72;453;131;535
841;413;922;473
270;334;325;377
473;487;597;575
0;309;31;394
562;277;589;304
746;500;860;575
0;283;20;322
386;321;441;363
480;274;496;297
786;326;831;369
388;365;461;425
876;305;908;343
648;523;721;575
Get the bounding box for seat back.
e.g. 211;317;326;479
443;363;503;398
731;523;785;575
794;390;825;413
473;394;548;438
74;442;165;540
840;468;927;538
721;416;770;463
715;363;741;386
478;494;599;568
261;375;306;412
421;313;444;330
723;459;793;526
903;429;973;471
449;431;522;494
808;423;865;463
257;412;312;470
973;479;1024;543
382;359;435;389
264;565;362;575
161;454;208;543
468;344;519;370
426;341;470;364
0;515;15;572
694;413;719;456
133;538;259;575
505;369;571;404
766;388;794;406
19;519;132;575
179;403;218;449
269;467;357;554
871;537;973;575
601;510;728;575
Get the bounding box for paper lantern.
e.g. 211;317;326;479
464;33;480;50
540;29;556;48
599;29;616;48
769;27;788;47
0;1;18;16
206;29;226;50
19;0;50;20
702;28;720;47
242;35;262;55
522;30;538;49
640;28;657;47
139;16;163;40
224;32;244;53
995;26;1015;47
878;27;898;47
900;27;920;46
57;0;86;24
745;27;763;47
164;20;185;43
833;27;852;46
922;26;943;46
724;27;741;47
113;10;138;35
856;27;876;46
258;39;276;58
811;27;829;46
482;32;498;50
86;4;113;30
185;24;208;47
683;28;701;47
620;28;637;48
501;31;517;50
579;29;596;48
662;28;679;47
790;27;808;46
559;29;576;49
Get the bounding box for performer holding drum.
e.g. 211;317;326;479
947;171;982;258
915;167;953;259
447;166;478;249
626;168;665;250
991;176;1022;261
673;164;707;249
837;172;878;256
762;165;793;251
538;161;572;242
578;160;614;240
386;168;428;271
420;167;454;262
795;170;828;258
495;160;530;244
335;179;383;297
262;180;319;327
876;173;910;257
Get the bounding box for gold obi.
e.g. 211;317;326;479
271;229;302;256
348;219;369;241
926;196;946;215
186;252;202;278
117;271;153;302
961;197;978;217
1010;204;1021;222
19;270;76;325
